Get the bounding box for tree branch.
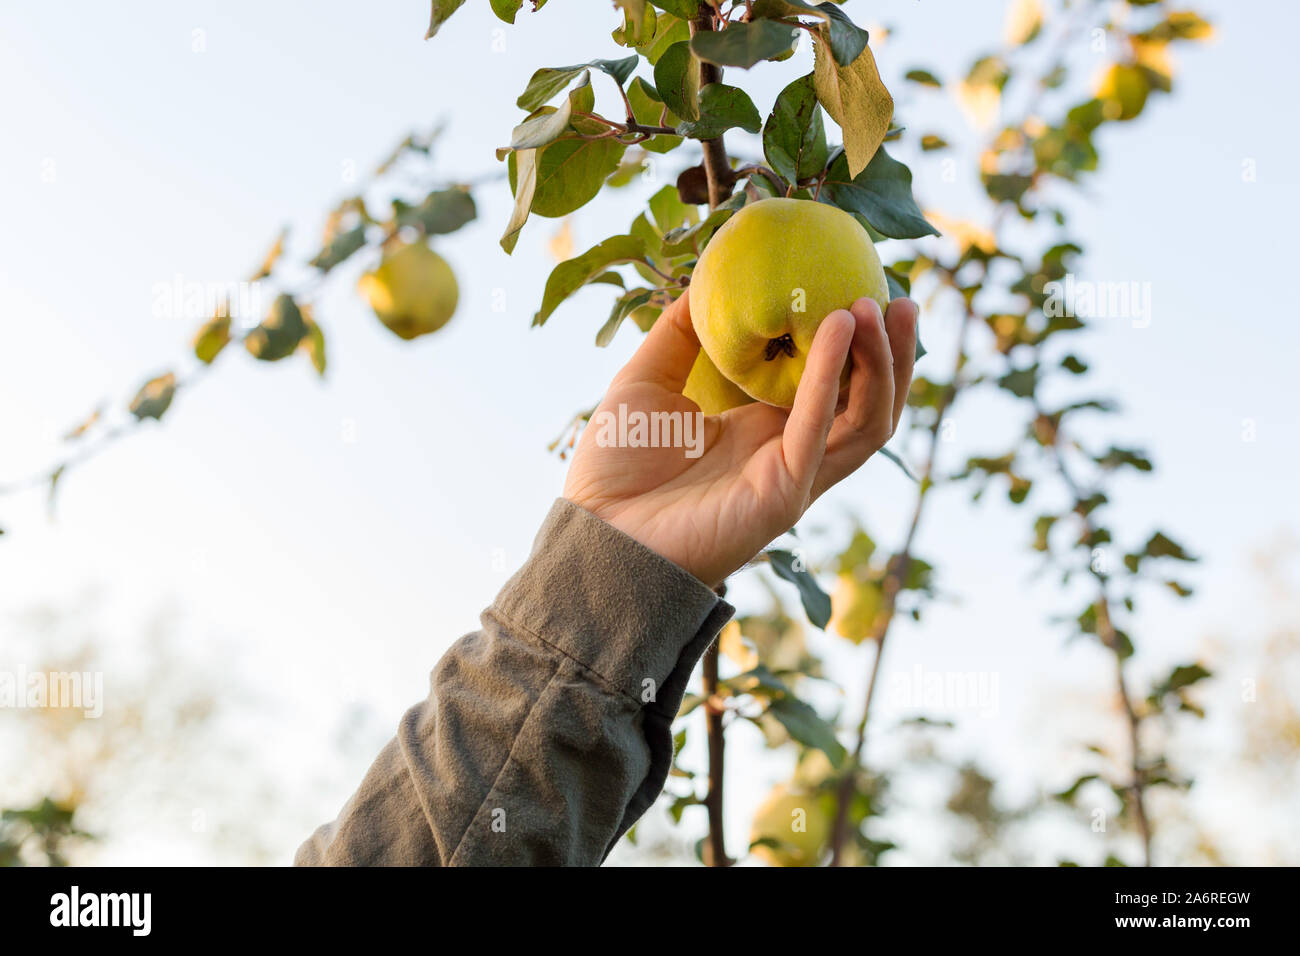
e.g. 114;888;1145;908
1040;424;1153;866
828;264;980;865
690;7;735;208
690;2;736;868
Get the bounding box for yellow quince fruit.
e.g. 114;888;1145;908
690;197;888;408
829;572;883;644
682;348;755;415
358;241;459;340
1096;64;1149;122
749;784;834;867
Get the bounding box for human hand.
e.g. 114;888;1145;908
562;289;918;588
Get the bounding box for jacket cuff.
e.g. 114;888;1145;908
491;498;733;705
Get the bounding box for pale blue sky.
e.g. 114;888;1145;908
1;1;1296;864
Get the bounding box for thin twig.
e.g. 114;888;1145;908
1040;422;1153;866
734;164;786;196
828;266;980;864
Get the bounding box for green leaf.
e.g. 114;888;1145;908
1163;663;1212;694
1032;514;1057;551
767;548;831;628
653;41;700;120
612;0;653;45
660;190;747;255
309;224;367;272
596;288;655;347
721;664;796;699
766;697;846;766
752;0;868;66
534;234;647;326
1095;446;1152;472
509;74;591;149
690;19;798;69
516;55;639;111
905;68;943;87
648;183;696;233
640;14;690;65
884;266;909;300
1053;773;1099;802
676;83;761;139
510;136;627;219
763;74;828;185
820;146;939;240
650;0;698;17
426;0;467;39
997;364;1038;398
627;77;683;153
128;372;177;421
396;187;477;235
1143;531;1196;562
300;317;327;377
878;447;917;483
630;211;669;281
489;0;522;22
245;294;306;361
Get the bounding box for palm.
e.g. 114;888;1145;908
564;291;917;587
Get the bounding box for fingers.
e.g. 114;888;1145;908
812;297;900;497
613;290;699;392
884;298;919;430
782;309;855;492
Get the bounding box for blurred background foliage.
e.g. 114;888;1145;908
3;0;1294;867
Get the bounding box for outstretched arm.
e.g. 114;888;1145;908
297;291;916;865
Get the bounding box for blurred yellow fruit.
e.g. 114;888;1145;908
1096;64;1148;122
358;241;458;340
749;784;833;867
682;348;755;415
690;198;888;408
829;572;882;644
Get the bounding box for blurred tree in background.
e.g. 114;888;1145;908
7;1;1278;867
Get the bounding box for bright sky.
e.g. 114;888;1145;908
1;0;1296;865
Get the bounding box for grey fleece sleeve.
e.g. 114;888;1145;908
295;498;733;866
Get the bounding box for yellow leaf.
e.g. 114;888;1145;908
1167;10;1214;41
924;210;996;254
192;312;232;365
548;219;575;263
1004;0;1043;46
298;312;327;377
813;32;893;178
249;227;288;281
718;620;758;670
828;572;883;644
129;373;177;421
501;148;538;254
1133;39;1175;91
62;407;102;441
957;56;1008;130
